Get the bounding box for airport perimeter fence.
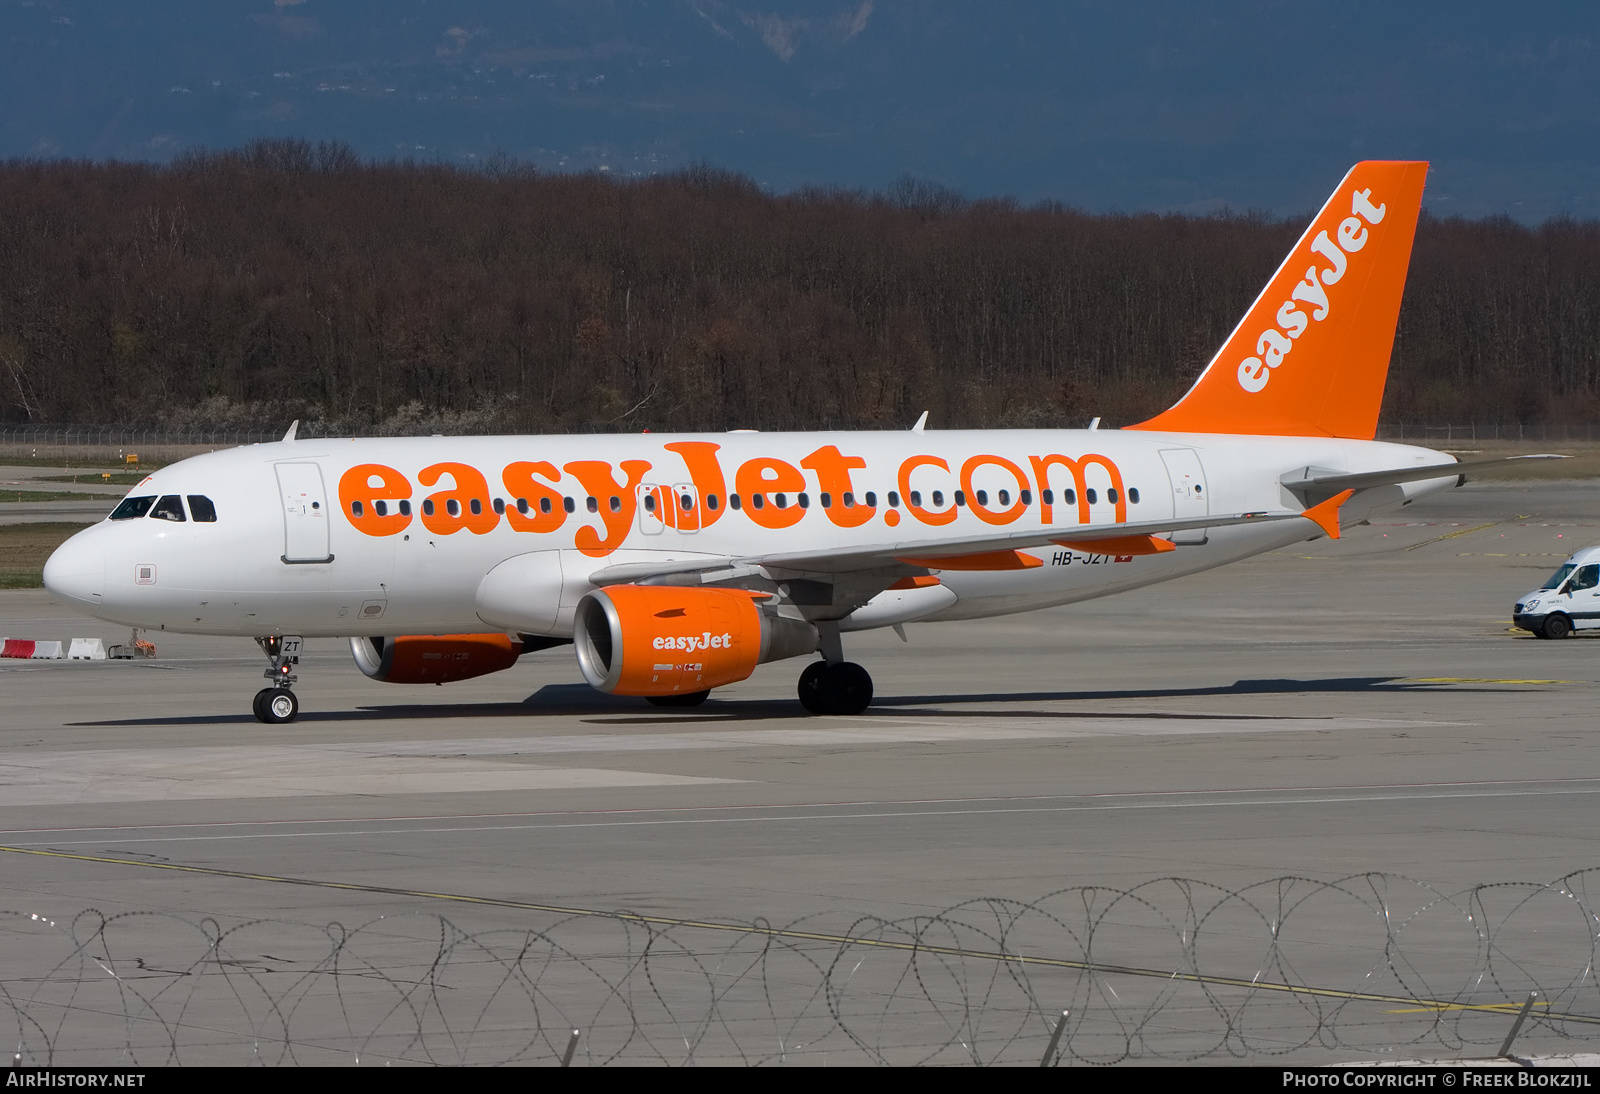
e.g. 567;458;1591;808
0;425;282;465
6;869;1600;1066
1377;422;1600;444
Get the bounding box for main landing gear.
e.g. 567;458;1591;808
796;623;873;716
253;635;303;724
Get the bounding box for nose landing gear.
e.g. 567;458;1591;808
253;635;303;724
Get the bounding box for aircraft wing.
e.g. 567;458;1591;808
588;505;1331;586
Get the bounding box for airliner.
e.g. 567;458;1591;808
43;160;1534;723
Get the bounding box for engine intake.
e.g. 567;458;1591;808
350;633;523;684
574;585;816;697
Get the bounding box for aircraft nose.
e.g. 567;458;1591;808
43;531;106;608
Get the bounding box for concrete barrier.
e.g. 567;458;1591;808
68;638;107;660
2;639;68;659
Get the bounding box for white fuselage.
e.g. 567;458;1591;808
43;429;1458;639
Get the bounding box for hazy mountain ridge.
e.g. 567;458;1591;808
1;1;1597;219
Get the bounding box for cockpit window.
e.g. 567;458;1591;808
109;496;156;521
187;495;217;522
150;495;187;522
1543;563;1576;590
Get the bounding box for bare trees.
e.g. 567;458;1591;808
0;144;1595;433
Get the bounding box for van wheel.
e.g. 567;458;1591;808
1543;613;1573;640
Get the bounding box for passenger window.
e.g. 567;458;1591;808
423;499;435;516
706;494;719;511
1129;488;1140;504
820;492;833;509
678;494;690;511
931;490;944;507
611;496;622;513
1107;488;1119;504
752;494;765;510
187;495;217;522
350;500;364;518
110;496;156;520
469;498;481;515
399;499;412;516
1064;489;1076;505
909;491;920;506
996;489;1008;506
644;494;656;513
1020;489;1031;505
864;492;877;507
564;497;576;513
586;496;598;513
1041;489;1053;505
1572;565;1600;592
151;495;186;522
775;493;788;509
374;500;388;516
798;493;809;509
493;498;505;514
1086;489;1097;505
887;491;899;507
954;491;966;507
447;499;461;517
975;490;988;506
730;494;742;510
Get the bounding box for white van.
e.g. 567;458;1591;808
1514;546;1600;639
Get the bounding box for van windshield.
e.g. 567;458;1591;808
1542;564;1576;590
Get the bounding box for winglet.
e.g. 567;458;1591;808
911;411;929;433
282;420;299;442
1302;489;1355;539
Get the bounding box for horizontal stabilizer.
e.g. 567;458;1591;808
1282;454;1568;496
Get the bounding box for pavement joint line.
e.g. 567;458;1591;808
5;844;1598;1026
1404;521;1503;551
6;777;1600;836
14;785;1600;844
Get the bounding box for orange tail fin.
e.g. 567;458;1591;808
1129;161;1428;439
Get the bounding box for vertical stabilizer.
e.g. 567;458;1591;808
1129;160;1428;439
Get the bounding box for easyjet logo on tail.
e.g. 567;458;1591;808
1127;160;1429;441
1237;188;1387;394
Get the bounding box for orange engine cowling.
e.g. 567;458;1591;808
350;633;522;684
574;585;816;697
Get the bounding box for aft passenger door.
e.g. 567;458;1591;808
275;462;333;563
1159;449;1209;545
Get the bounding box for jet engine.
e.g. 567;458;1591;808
350;633;524;684
574;585;817;697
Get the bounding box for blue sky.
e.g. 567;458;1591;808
3;1;1596;219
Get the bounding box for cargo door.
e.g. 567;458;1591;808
276;462;333;563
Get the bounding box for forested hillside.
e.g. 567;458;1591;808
1;141;1596;434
